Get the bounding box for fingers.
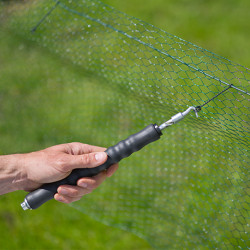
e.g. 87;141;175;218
60;151;108;172
68;143;106;154
51;142;106;155
55;171;107;204
55;187;91;203
106;163;119;177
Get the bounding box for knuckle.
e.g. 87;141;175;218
86;179;99;189
63;199;72;204
89;182;98;190
68;142;85;154
81;154;94;167
71;189;80;197
64;143;73;154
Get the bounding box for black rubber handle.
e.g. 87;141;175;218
23;124;162;209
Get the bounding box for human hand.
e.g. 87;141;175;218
19;142;118;203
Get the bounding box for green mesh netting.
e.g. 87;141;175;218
2;0;249;249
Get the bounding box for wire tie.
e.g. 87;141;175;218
196;84;233;111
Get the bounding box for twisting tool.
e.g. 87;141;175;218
21;79;233;211
21;106;199;210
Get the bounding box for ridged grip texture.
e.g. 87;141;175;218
106;124;162;162
23;124;162;209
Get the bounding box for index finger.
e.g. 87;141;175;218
51;142;107;155
67;143;106;155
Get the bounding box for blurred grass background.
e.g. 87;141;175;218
0;0;249;249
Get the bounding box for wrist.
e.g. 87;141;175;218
0;154;27;194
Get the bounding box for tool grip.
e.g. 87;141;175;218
22;124;162;210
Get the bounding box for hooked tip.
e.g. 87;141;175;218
159;105;200;131
182;106;200;118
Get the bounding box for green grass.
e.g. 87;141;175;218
0;192;151;249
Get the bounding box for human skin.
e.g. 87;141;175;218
0;142;118;203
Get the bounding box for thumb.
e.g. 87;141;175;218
64;152;108;172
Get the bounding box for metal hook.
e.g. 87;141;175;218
181;106;199;118
159;106;200;131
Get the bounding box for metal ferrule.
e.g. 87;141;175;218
21;199;31;210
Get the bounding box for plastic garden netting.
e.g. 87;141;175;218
1;0;249;249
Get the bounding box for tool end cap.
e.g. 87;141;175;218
21;199;31;210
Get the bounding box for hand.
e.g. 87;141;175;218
20;142;118;203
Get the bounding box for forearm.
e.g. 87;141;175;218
0;154;26;195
